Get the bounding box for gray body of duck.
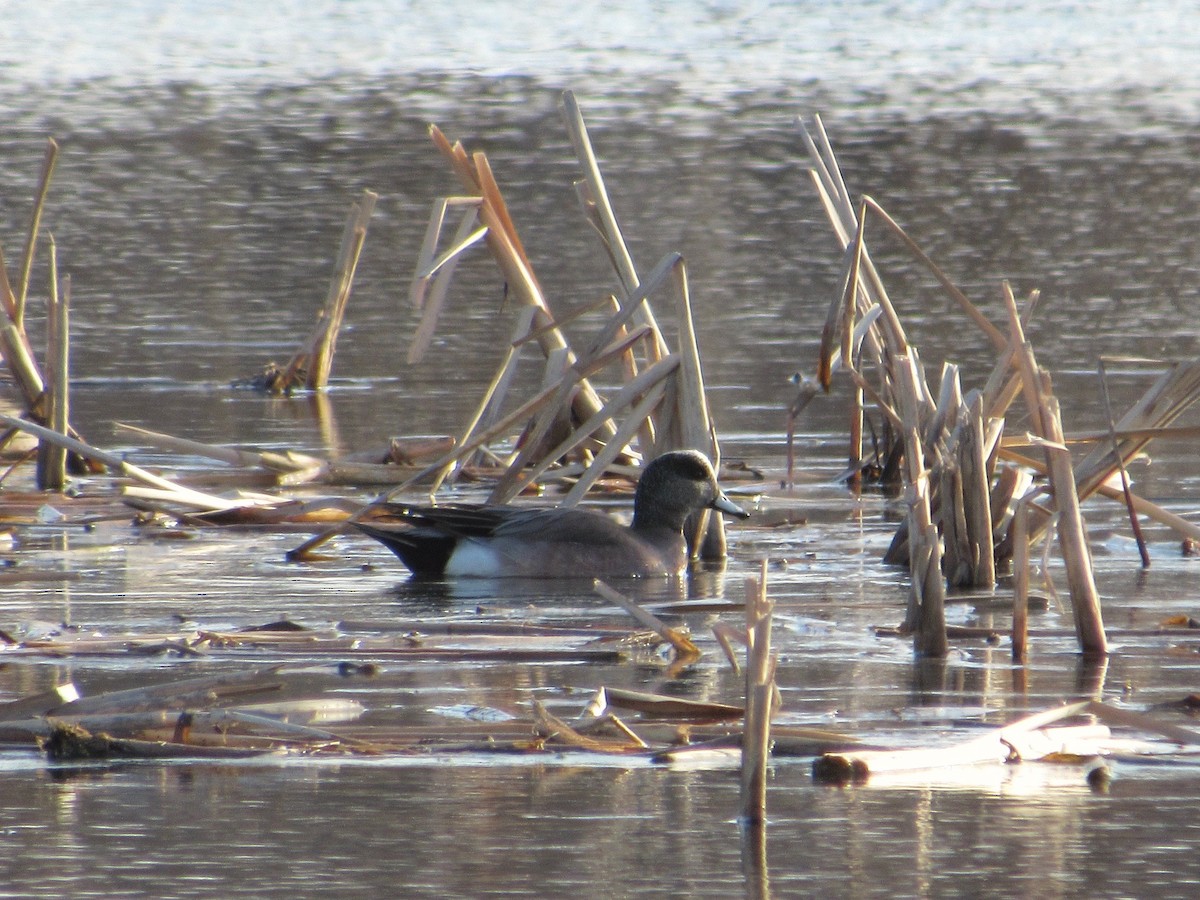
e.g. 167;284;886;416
355;449;749;578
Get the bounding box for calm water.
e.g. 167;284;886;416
3;2;1200;898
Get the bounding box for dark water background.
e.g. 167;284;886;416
2;2;1200;897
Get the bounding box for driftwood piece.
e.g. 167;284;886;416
38;721;280;761
813;699;1200;784
0;682;79;721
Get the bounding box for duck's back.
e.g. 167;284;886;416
357;504;688;578
480;510;685;577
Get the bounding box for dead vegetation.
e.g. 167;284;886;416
796;114;1200;663
0;578;801;765
2;97;1200;806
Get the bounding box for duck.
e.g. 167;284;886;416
354;449;749;578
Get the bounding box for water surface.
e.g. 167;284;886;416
2;3;1200;898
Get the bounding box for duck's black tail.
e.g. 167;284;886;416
353;521;456;577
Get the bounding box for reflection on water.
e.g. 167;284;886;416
2;1;1200;897
5;501;1200;896
4;759;1200;899
385;564;731;606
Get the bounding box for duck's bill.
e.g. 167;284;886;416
712;493;751;519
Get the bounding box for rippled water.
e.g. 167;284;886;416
3;2;1200;898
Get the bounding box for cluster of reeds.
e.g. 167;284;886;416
0;94;743;570
294;91;739;557
799;115;1200;661
0;139;90;491
405;93;728;527
0;146;390;515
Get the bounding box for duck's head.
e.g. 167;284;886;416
632;449;749;532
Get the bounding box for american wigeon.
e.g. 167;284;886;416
355;449;749;578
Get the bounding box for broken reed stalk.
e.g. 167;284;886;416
414;321;662;496
1011;496;1031;663
277;189;377;392
784;373;819;487
859;196;1007;353
1098;358;1151;569
998;358;1200;563
293;106;731;559
668;257;727;559
560;385;670;507
613;295;661;458
958;393;997;587
408;196;487;365
114;422;318;471
740;560;775;827
531;699;644;754
495;355;678;506
561;89;670;361
482;252;683;502
482;252;722;518
894;353;948;656
0;414;269;513
306;190;376;390
593;579;700;660
847;380;865;490
0;240;53;455
37;245;68;491
443;254;700;507
426;306;537;494
563;93;729;531
16;138;60;330
801;120;1194;658
741;822;770;900
426;126;616;440
288;341;630;558
1074;360;1200;499
1003;284;1107;658
0;319;45;416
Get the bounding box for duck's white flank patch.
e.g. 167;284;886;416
444;541;505;578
